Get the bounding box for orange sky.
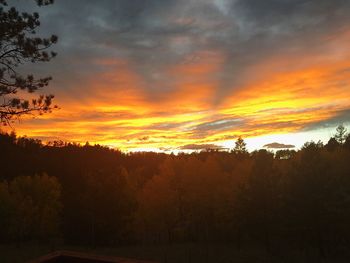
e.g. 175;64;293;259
5;1;350;152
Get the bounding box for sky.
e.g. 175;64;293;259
6;0;350;152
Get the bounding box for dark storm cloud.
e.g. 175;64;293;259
14;0;350;99
302;108;350;131
233;0;349;22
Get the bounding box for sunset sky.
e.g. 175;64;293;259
8;0;350;152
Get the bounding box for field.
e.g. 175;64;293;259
1;243;349;263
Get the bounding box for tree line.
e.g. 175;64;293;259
0;125;350;258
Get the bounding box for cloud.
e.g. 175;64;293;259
6;0;350;151
178;143;226;151
302;108;350;131
263;143;295;149
19;0;350;99
138;136;150;141
192;118;243;133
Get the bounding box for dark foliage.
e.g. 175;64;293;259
0;0;57;125
0;126;350;259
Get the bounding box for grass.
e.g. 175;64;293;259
1;243;349;263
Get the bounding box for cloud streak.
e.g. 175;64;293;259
264;143;295;149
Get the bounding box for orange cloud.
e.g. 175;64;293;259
7;30;350;152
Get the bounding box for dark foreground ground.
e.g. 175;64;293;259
1;243;350;263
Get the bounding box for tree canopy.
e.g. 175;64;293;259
0;0;57;125
1;125;350;260
233;136;247;154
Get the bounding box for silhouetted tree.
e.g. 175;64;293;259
0;174;61;245
275;149;296;159
334;124;347;144
233;136;248;157
236;150;278;251
0;0;57;125
326;137;340;151
1;126;350;260
344;133;350;150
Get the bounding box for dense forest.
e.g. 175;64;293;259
1;125;350;259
